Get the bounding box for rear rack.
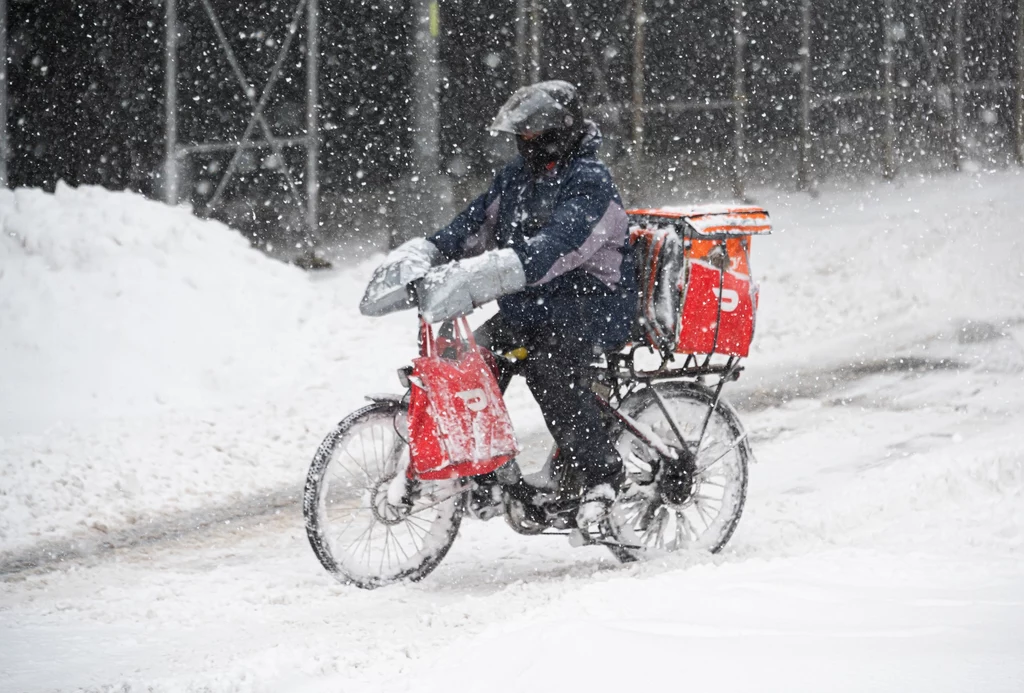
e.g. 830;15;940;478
627;205;772;240
608;346;743;383
622;360;744;383
591;348;744;446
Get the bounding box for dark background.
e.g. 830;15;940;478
6;0;1021;249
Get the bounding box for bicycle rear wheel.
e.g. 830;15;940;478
603;381;750;562
303;400;464;589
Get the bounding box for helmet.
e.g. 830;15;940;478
490;80;585;173
490;80;584;137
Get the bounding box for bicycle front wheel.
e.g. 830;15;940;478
303;400;465;589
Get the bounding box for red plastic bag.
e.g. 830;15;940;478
677;260;758;357
408;318;519;480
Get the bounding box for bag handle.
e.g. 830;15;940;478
452;317;477;351
419;317;477;359
419;318;434;358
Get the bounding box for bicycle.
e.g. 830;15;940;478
303;206;767;589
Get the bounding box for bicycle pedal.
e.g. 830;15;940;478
567;528;589;548
472;503;505;521
542;495;579;515
469;484;505;520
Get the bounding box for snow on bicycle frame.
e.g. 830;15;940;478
628;205;770;366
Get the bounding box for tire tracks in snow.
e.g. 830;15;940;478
0;486;299;578
0;353;967;578
733;355;963;412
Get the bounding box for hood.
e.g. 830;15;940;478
576;120;603;159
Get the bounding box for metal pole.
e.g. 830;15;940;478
0;0;8;188
882;0;896;179
632;0;646;173
164;0;179;205
952;0;966;169
515;0;528;87
732;0;746;200
306;0;319;245
529;0;542;82
1018;0;1024;164
409;0;440;236
798;0;812;191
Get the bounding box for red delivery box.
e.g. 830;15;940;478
628;205;770;358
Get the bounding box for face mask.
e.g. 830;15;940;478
517;131;566;174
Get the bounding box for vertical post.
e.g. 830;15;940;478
798;0;812;191
529;0;542;82
306;0;320;245
732;0;746;200
409;0;440;236
164;0;179;205
881;0;897;179
632;0;646;174
952;0;966;169
515;0;528;87
0;0;8;188
1017;0;1024;164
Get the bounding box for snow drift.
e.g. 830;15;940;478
0;183;366;430
0;184;415;552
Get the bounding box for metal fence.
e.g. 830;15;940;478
797;0;1024;188
163;0;320;242
1;0;1021;245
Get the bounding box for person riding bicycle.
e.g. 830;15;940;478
363;80;636;528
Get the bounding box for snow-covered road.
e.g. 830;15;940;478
2;172;1023;692
4;352;1022;692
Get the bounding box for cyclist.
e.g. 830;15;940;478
363;80;636;527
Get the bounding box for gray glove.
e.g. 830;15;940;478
360;238;442;316
415;248;527;323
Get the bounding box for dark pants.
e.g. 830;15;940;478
475;314;623;490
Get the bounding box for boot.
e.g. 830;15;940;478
575;466;625;527
468;473;504;520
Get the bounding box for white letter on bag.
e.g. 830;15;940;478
456;388;488;412
712;288;740;312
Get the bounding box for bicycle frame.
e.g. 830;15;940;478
597;346;744;458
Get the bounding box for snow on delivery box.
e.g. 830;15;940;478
628;205;771;357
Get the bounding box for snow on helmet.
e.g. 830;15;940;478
489;80;584;138
491;81;586;173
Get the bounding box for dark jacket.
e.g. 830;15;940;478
429;123;636;349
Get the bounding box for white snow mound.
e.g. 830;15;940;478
0;184;329;431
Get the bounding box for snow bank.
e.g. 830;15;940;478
0;184;419;552
1;183;355;429
2;174;1024;693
